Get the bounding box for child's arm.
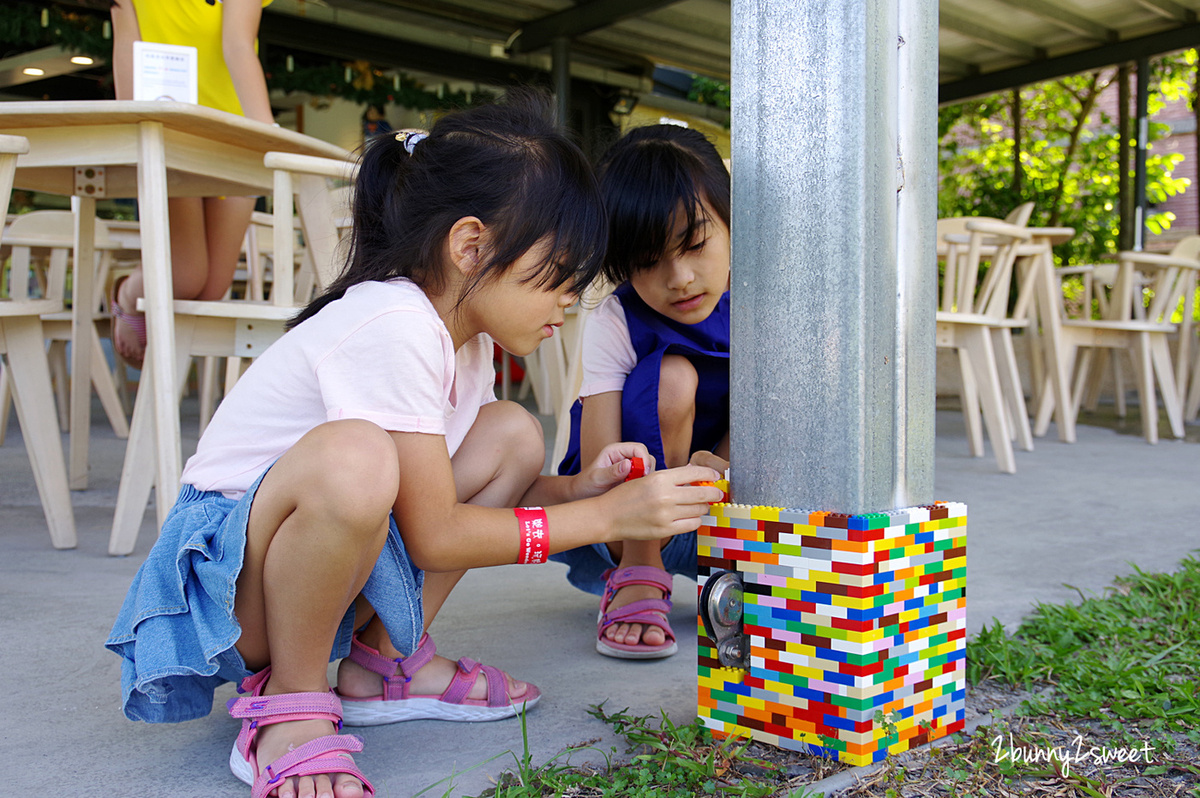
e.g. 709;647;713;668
389;431;721;573
578;391;624;471
516;436;648;508
510;389;626;509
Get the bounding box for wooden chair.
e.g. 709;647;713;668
1049;238;1200;443
197;187;351;432
936;212;1035;473
0;135;77;548
109;150;354;555
0;210;130;456
1187;309;1200;422
196;209;304;433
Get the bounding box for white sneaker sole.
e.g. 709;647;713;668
339;694;539;726
596;608;677;659
229;743;254;786
596;638;679;659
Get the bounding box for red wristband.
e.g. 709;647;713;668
624;456;645;481
513;507;548;564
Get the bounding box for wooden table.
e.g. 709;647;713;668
0;101;350;532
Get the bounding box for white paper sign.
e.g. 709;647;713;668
132;41;198;104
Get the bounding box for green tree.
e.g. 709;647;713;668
938;54;1194;266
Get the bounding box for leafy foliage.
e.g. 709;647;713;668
0;1;114;59
688;76;731;112
939;56;1194;265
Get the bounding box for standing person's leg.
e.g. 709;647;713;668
337;400;545;712
198;195;256;300
233;419;399;798
599;354;698;651
112;197;207;365
166;197;212;300
111;196;253;364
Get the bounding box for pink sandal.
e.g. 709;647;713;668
337;633;540;726
227;668;374;798
597;566;678;660
109;276;147;347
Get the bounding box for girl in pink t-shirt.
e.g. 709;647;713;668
107;92;723;798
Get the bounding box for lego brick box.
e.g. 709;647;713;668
698;501;967;766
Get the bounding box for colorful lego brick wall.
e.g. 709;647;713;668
698;501;967;766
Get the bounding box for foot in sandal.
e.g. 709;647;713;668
596;565;677;659
228;668;373;798
109;273;147;368
336;632;540;725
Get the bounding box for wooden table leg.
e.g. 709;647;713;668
69;195;95;490
136;121;182;522
1033;243;1076;443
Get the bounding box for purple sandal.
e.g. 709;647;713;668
597;565;678;659
109;275;147;363
338;633;540;726
227;668;374;798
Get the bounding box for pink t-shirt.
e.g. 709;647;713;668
181;278;495;497
579;292;637;398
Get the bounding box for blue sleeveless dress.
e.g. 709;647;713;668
550;281;730;594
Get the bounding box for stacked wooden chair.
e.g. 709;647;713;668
0;135;76;548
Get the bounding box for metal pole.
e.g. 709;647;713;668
1118;64;1133;252
552;36;571;130
729;0;938;514
1134;57;1150;251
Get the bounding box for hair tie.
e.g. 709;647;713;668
395;129;428;155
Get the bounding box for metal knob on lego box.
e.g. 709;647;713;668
699;570;748;669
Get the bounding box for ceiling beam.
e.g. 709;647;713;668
1131;0;1198;23
259;12;546;86
940;21;1200;103
508;0;682;54
318;0;514;41
938;52;980;79
940;9;1047;60
989;0;1117;42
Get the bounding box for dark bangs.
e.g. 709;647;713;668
596;126;731;285
473;133;607;299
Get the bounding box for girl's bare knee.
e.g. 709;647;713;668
301;420;399;522
658;355;699;422
483;400;545;475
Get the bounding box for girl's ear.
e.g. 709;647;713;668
447;216;488;277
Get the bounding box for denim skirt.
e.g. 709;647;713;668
549;531;697;596
105;466;424;724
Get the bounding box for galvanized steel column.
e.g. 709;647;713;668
729;0;938;513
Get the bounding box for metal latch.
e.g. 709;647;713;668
700;569;748;669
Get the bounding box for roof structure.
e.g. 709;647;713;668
1;2;1198;109
255;0;1200;104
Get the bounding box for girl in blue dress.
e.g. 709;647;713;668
555;125;731;660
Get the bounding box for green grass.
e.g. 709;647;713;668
428;703;784;798
446;554;1200;797
967;554;1200;731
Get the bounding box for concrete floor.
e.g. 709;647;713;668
2;393;1197;797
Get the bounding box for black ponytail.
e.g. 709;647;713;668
290;89;607;328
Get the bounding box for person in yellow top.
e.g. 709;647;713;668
109;0;274;367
